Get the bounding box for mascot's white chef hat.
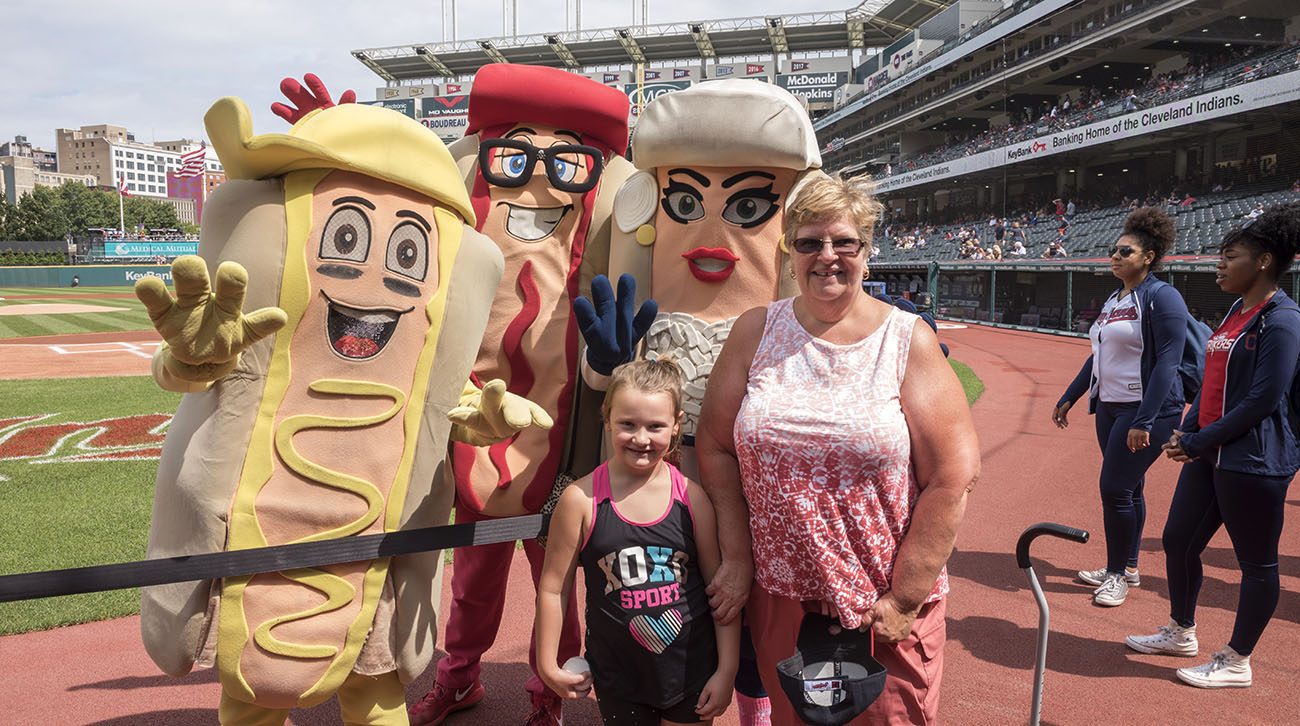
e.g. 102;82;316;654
631;79;822;171
206;96;476;225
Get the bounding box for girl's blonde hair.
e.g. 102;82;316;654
602;358;686;455
783;173;884;243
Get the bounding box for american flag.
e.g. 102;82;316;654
176;142;206;178
118;174;131;197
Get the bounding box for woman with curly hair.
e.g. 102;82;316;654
1126;202;1300;688
1052;207;1189;607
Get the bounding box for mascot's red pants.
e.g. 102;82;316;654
436;504;582;694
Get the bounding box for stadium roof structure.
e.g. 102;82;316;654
352;0;955;82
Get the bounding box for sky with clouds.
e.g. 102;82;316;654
3;0;852;151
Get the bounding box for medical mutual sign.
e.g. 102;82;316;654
106;242;199;257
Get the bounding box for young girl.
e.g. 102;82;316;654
536;359;738;724
1127;202;1300;688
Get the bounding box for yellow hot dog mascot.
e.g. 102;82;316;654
136;97;547;725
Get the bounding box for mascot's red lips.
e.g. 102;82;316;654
682;247;740;283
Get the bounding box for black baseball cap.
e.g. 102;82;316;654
775;613;887;726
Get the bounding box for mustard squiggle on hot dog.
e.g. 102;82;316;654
217;172;467;708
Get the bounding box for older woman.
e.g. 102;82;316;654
696;175;980;724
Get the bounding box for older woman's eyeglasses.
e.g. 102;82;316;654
792;237;865;256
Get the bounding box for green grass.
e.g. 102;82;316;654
0;376;180;634
0;356;986;635
950;358;985;406
0;285;136;297
0;286;157;339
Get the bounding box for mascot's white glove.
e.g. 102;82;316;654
135;255;287;386
449;379;554;446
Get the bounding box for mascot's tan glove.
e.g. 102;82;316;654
449;379;554;446
135;255;288;391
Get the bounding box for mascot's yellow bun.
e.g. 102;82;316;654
631;80;822;171
206;97;475;226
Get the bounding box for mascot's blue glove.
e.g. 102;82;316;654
575;274;659;376
873;291;950;358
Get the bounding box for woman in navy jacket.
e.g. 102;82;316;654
1126;202;1300;688
1053;208;1187;607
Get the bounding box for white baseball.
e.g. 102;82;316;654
563;657;592;695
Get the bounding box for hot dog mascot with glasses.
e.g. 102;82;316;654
408;65;638;726
136;97;549;725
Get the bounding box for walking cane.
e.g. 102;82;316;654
1016;522;1089;726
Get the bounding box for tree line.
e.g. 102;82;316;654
0;181;198;241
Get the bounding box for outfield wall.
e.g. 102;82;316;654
0;265;171;287
875;259;1300;335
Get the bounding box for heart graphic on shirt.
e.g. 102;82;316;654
628;608;684;654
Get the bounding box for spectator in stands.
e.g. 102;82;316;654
1179;192;1196;207
989;243;1004;261
1130;202;1300;689
1052;207;1187;608
1041;241;1067;258
1010;239;1027;256
1066;199;1077;219
1247;202;1265;220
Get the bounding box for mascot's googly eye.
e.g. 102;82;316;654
614;171;658;233
386;222;428;282
321;206;372;262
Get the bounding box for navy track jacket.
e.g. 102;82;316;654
1179;289;1300;478
1058;273;1188;431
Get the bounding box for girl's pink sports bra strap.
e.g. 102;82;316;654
667;462;696;528
668;462;687;502
592;461;612;504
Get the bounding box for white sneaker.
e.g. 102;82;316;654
1093;572;1129;606
1078;566;1140;587
1176;646;1252;688
1126;619;1199;656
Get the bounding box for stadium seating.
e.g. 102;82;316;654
874;183;1300;264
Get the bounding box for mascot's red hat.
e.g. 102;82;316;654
466;64;630;155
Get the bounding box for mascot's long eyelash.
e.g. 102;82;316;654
661;180;703;200
727;184;779;205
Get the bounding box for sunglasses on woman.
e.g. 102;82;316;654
1109;245;1139;258
792;237;865;255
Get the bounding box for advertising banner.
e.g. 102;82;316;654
421;95;470;142
360;99;418;118
625;80;692;118
874;70;1300;194
776;71;849;106
104;241;199;257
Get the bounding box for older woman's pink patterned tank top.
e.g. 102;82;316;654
735;297;947;628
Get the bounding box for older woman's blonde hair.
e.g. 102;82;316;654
783;173;884;244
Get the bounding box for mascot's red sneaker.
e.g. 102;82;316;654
409;681;484;725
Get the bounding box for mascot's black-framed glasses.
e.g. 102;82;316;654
478;138;605;193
